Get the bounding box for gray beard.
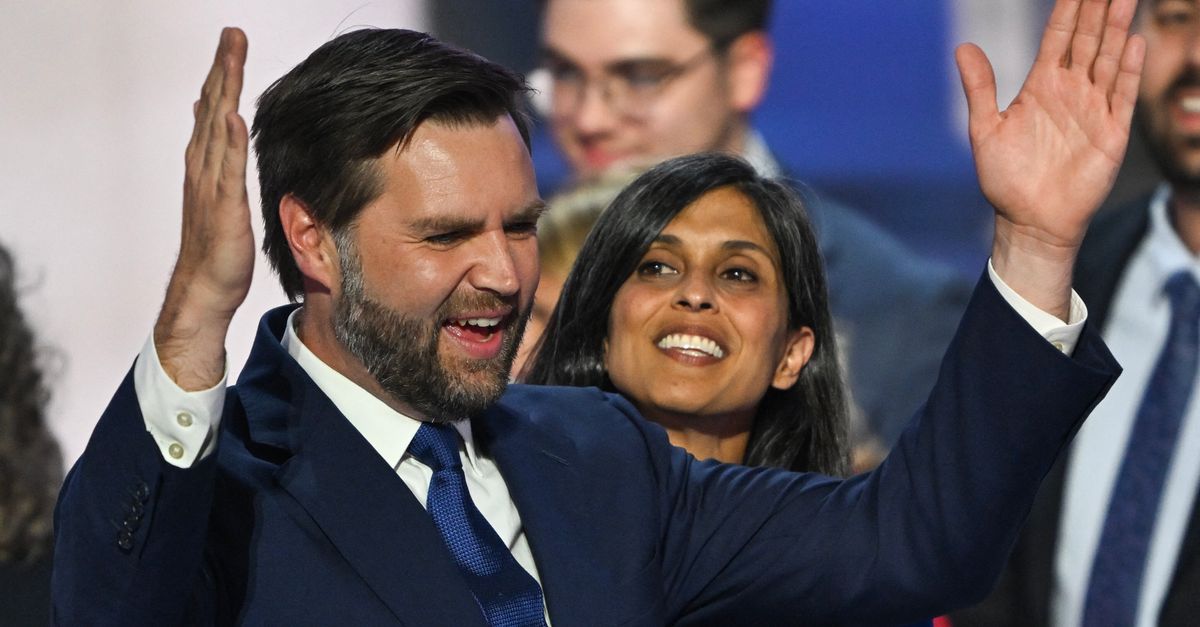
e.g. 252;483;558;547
331;240;527;423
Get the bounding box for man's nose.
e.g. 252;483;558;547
571;80;620;136
468;232;521;297
1189;27;1200;65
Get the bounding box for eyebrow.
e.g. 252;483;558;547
511;199;549;224
540;46;677;73
651;234;772;256
409;200;548;233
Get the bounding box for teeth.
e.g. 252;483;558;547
1182;97;1200;113
657;334;725;359
453;317;501;328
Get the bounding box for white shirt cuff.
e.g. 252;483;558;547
133;333;226;468
987;259;1087;355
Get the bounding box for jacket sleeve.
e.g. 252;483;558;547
52;364;219;626
642;272;1120;626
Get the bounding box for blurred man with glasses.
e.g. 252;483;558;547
535;0;973;465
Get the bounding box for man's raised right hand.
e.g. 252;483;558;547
154;27;252;391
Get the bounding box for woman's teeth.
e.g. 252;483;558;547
657;333;725;359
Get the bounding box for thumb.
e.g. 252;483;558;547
956;43;1000;141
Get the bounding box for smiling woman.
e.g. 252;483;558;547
524;153;848;475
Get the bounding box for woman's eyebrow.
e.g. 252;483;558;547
723;240;770;255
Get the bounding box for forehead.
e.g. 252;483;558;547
660;187;780;258
376;116;537;220
541;0;708;60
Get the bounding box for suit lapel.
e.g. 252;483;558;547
476;402;616;626
1075;195;1152;330
1004;197;1155;624
276;386;487;626
237;307;485;626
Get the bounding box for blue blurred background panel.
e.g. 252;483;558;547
761;0;988;274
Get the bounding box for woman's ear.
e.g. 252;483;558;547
279;194;337;292
772;326;815;390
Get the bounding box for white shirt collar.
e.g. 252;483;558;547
281;308;483;472
1147;184;1200;289
741;129;782;179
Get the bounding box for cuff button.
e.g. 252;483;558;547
117;531;134;552
176;411;194;427
168;442;184;459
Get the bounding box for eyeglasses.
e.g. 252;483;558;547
532;47;716;120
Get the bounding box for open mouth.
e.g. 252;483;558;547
442;313;509;359
656;333;726;360
445;316;504;341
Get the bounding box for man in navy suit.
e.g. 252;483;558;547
53;0;1143;622
956;1;1200;625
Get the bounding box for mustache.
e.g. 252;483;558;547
1168;68;1200;97
436;291;520;322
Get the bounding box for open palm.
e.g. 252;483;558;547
959;0;1144;252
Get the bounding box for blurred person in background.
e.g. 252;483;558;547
511;167;640;377
534;0;973;462
956;1;1200;626
0;242;63;626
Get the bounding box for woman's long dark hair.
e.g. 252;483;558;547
0;244;62;563
525;153;849;475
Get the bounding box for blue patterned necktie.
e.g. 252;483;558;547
409;422;548;627
1081;271;1200;627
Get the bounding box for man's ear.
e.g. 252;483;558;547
279;194;337;292
771;326;814;390
724;31;773;113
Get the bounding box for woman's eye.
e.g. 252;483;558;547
637;260;677;276
722;267;757;282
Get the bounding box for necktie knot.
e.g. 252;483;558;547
409;422;463;472
1164;270;1200;324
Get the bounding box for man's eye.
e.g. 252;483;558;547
426;232;465;246
1157;7;1197;26
620;67;669;91
547;63;584;86
506;221;539;237
637;260;677;276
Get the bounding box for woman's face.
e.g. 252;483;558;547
605;186;814;427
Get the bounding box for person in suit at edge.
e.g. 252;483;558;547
534;0;974;457
954;1;1200;625
52;0;1141;623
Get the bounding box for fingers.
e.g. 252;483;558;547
1037;0;1082;66
1112;34;1146;125
202;29;248;177
1093;0;1139;94
218;111;250;203
1069;0;1112;71
956;44;1000;142
186;28;248;179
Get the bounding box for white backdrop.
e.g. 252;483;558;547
0;1;428;464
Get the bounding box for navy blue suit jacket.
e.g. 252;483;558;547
954;196;1200;627
53;276;1118;626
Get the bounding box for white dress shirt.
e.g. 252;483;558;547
132;264;1083;624
1053;185;1200;627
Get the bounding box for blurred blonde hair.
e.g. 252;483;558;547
540;167;646;277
